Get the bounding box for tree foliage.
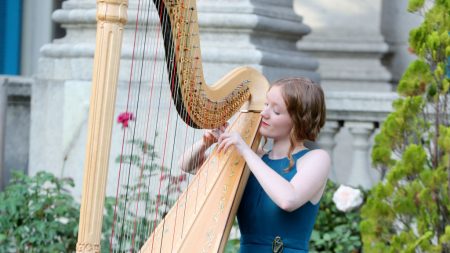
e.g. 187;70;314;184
360;0;450;252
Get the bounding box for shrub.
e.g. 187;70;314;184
0;171;79;252
310;181;364;253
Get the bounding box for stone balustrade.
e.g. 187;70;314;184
318;91;398;189
0;75;397;192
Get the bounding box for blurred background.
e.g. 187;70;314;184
0;0;422;194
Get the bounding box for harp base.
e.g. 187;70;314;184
76;243;100;253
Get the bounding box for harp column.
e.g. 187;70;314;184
76;0;128;252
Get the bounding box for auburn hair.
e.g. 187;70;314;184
271;77;326;171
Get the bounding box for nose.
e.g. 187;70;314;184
260;107;269;118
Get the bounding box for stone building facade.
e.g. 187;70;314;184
0;0;421;194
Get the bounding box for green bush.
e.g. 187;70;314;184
309;181;364;253
0;171;80;253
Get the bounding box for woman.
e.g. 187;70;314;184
180;77;330;253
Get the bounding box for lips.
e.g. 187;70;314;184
261;121;269;127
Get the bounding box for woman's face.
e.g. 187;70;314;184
259;85;294;141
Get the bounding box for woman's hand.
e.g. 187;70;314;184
216;131;250;155
179;122;228;173
202;122;228;147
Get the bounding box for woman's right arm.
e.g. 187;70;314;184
179;123;228;174
178;138;211;174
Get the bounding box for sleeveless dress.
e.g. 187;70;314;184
237;149;320;253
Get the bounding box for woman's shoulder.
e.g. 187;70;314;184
299;149;331;169
305;148;329;157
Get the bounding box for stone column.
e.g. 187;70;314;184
345;121;376;189
381;0;422;83
294;0;392;92
317;120;340;181
29;0;96;182
30;0;320;196
21;0;55;76
294;0;399;188
197;0;319;83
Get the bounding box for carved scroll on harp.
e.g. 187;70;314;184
75;0;269;252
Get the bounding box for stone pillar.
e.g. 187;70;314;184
29;0;96;182
317;120;340;181
294;0;399;188
197;0;319;83
0;77;32;189
294;0;392;92
21;0;55;76
381;0;422;83
30;0;320;196
345;121;376;189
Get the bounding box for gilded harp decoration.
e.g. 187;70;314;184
76;0;269;252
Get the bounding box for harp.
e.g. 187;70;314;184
76;0;269;252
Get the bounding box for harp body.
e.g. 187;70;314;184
76;0;269;252
140;112;261;253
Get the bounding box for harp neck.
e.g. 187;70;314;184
159;1;269;128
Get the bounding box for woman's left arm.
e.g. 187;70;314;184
217;132;330;212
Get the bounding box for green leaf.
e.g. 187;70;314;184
408;0;425;13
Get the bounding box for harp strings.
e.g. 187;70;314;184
153;0;202;251
110;0;167;251
129;0;165;250
109;0;209;252
110;0;145;250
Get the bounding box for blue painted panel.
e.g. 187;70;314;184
0;1;5;72
1;0;22;75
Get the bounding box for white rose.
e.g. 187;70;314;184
332;185;363;212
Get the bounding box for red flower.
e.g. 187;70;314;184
117;112;134;128
178;174;187;182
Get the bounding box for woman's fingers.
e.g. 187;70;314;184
216;132;248;155
212;129;242;153
218;140;232;153
202;122;230;147
222;141;233;153
217;135;227;153
219;123;227;132
217;133;236;153
205;128;222;141
217;132;229;143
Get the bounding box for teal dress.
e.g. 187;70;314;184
237;150;319;253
